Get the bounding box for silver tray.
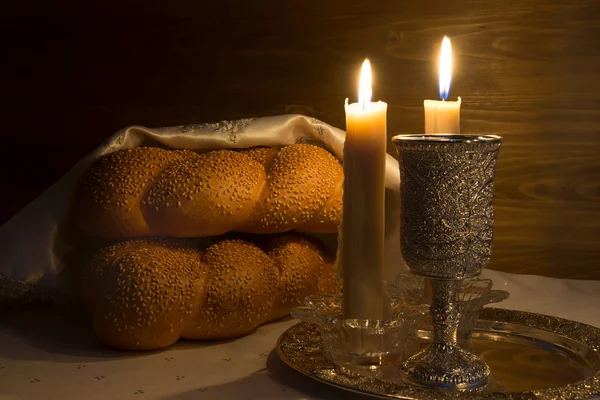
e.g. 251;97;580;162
276;308;600;399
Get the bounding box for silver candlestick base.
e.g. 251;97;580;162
393;134;502;390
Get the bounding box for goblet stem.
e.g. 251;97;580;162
401;278;490;389
430;279;461;350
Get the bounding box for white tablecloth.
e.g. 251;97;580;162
0;270;599;400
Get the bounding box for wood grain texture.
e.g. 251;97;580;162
1;0;599;278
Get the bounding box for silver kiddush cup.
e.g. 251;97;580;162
392;134;502;389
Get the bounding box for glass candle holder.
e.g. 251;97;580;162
291;293;426;373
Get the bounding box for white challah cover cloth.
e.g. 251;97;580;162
0;114;405;297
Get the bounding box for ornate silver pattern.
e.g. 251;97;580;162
394;136;501;280
276;308;600;399
401;280;490;389
388;273;510;341
177;117;256;142
393;134;502;389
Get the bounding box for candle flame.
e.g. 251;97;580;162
358;58;372;107
439;36;452;100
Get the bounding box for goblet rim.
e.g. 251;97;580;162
391;133;502;144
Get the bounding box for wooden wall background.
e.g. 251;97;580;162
2;0;599;278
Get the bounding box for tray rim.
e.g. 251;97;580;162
276;307;600;400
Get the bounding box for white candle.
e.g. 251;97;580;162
424;36;461;134
342;59;386;320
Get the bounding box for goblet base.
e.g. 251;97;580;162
401;343;490;389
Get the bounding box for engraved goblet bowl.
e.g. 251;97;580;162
392;134;502;390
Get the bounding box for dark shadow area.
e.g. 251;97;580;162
0;308;262;362
0;308;144;361
157;349;367;400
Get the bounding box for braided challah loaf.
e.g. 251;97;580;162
74;144;343;237
82;233;339;350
